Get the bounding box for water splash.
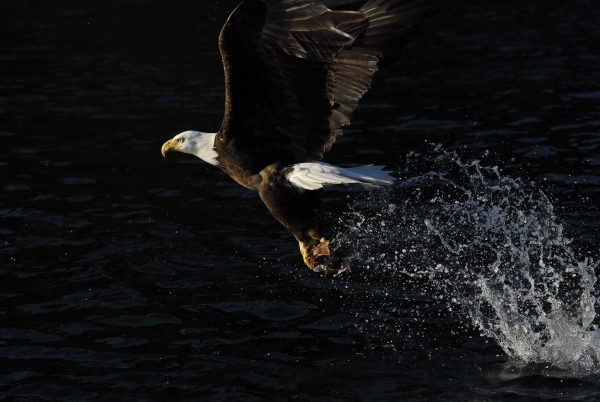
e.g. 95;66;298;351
332;147;600;373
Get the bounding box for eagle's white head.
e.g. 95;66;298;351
161;130;219;166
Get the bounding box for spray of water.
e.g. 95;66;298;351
332;146;600;373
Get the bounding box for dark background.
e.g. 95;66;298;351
2;0;599;400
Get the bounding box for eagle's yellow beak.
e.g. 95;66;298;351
161;139;176;158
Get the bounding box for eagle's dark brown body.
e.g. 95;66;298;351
257;164;324;245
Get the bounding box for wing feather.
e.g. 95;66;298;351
217;0;440;173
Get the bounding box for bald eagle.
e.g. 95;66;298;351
161;0;438;272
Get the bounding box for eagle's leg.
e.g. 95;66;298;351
258;164;332;270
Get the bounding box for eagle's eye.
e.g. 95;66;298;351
177;138;185;143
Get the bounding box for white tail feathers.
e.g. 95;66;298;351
286;162;394;191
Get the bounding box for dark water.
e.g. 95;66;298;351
2;0;600;400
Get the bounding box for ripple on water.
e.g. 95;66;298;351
95;337;151;349
18;286;148;314
3;184;32;192
570;91;600;100
98;313;182;328
61;177;97;185
203;299;314;322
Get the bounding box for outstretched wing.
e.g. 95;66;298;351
217;0;438;171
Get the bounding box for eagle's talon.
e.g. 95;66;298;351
299;238;348;276
299;237;330;270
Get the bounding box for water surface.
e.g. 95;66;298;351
2;0;600;400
